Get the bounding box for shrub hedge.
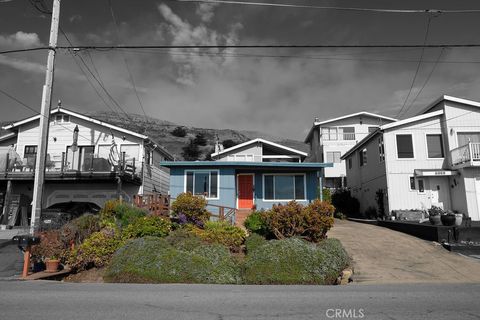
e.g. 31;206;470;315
243;237;350;285
243;211;270;237
122;216;172;240
105;237;241;284
99;200;147;228
171;193;210;225
244;233;267;254
192;221;246;249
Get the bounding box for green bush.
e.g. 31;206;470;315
60;214;101;247
243;238;350;285
192;221;246;249
322;188;332;204
245;233;267;254
164;227;205;251
122;215;172;239
332;190;360;218
262;200;334;242
171;126;187;137
105;237;241;284
99;200;147;227
243;211;270;237
69;227;124;271
171;192;210;224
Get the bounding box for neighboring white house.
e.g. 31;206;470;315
342;95;480;221
304;112;396;188
0;106;173;219
211;138;308;163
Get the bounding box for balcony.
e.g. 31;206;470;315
451;142;480;168
0;151;142;183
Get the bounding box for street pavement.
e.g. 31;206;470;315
0;281;479;320
0;243;22;279
329;219;480;283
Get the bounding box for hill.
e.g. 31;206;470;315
88;112;309;160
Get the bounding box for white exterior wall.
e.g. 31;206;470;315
15;115;145;169
217;144;262;162
318;115;395;178
346;133;388;213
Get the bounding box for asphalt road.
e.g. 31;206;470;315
0;281;479;320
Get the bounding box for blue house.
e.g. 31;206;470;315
161;139;332;225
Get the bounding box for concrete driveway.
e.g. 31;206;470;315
329;219;480;284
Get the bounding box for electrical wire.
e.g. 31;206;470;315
172;0;480;14
107;0;149;130
396;16;433;119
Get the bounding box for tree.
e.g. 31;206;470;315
182;139;202;160
193;133;207;146
171;126;187;137
222;139;239;149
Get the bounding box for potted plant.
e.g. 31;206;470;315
428;206;442;225
441;210;456;226
454;212;463;226
31;230;65;273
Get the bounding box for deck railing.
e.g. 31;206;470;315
451;142;480;166
0;151;141;175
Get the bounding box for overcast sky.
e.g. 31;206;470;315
1;0;480;140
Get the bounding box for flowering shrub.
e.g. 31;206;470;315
192;221;246;249
122;216;172;239
99;200;147;227
69;227;124;271
31;230;65;261
262;200;334;242
171;193;210;225
243;211;270;237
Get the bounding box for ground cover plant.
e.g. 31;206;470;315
62;196;349;285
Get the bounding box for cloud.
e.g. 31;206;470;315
0;56;45;74
0;31;42;48
158;3;242;85
195;3;219;23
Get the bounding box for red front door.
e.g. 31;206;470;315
238;175;254;209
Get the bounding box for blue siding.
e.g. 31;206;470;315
169;167;321;211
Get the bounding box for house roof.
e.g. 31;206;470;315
211;138;308;159
160;161;332;170
1;107;174;160
0;132;17;143
418;95;480;115
304;111;397;143
2;107;149;139
341;110;444;160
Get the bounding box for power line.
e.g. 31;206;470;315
401;48;445;117
107;0;149;130
0;47;48;54
396;16;434;119
173;0;480;14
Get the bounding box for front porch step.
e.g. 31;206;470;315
235;209;253;227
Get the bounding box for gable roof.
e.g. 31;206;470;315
2;107;149;139
304;111;397;142
418;95;480;115
211;138;307;159
341;110;444;160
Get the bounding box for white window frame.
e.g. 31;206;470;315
378;136;385;163
409;176;416;191
425;133;445;159
417;178;425;194
262;173;307;202
184;170;220;200
395;133;416;160
326;151;341;163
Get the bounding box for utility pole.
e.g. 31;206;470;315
30;0;61;234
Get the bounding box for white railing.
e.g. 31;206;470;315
451;142;480;166
343;132;356;140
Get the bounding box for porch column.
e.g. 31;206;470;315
0;180;12;225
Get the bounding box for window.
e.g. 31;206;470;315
418;179;425;193
55;114;70;123
326;151;341;163
66;145;94;171
409;177;416;190
359;148;367;166
24;145;37;157
426;134;444;158
340;127;355;140
457;132;480;146
396;134;414;158
321;127;337;141
378;136;385;162
186;171;218;198
348;157;352;169
263;174;305;200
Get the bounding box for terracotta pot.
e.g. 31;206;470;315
429;215;441;225
45;259;60;273
454;214;463;226
441;214;456;226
